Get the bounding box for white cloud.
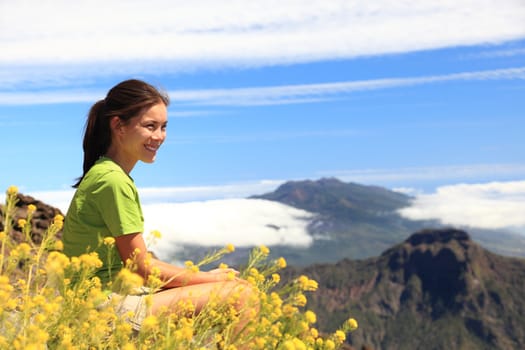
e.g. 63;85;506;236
399;180;525;230
22;182;316;260
1;0;524;87
22;180;284;212
1;66;524;106
322;163;525;184
167;67;525;106
22;189;76;214
138;180;284;203
143;199;315;259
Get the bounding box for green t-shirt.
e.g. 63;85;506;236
63;157;144;284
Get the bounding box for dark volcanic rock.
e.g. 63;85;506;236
0;193;64;243
288;228;525;350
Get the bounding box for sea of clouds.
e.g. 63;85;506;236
10;179;525;260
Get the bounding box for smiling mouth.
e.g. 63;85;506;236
145;144;160;152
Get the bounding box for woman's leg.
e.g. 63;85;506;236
150;280;257;339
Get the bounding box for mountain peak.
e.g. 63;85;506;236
405;228;471;246
253;177;411;217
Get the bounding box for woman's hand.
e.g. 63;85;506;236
208;267;239;276
205;267;243;282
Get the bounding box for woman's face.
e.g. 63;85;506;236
118;102;168;167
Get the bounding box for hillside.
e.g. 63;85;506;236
249;178;432;265
0;193;64;243
287;228;525;349
251;178;525;265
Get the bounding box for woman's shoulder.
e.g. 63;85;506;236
83;158;134;188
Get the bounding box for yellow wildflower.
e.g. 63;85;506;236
310;327;319;338
16;242;32;257
260;245;270;255
305;310;317;324
113;268;144;294
219;262;228;269
53;214;64;229
6;185;18;196
45;251;70;276
27;204;37;214
254;337;266;348
292;338;307;350
103;236;116;246
334;330;346;343
17;218;27;228
277;257;287;269
54;240;64;251
298;275;318;291
283;304;298;317
79;252;103;269
150;230;162;239
283;340;295;350
348;318;358;331
271;273;281;284
293;293;307;307
225;243;235;253
141;315;159;331
325;339;335;350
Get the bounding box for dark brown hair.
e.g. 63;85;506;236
73;79;170;187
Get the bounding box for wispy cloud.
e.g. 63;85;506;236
1;66;524;106
321;163;525;185
2;0;524;87
168;67;525;106
168;129;361;144
462;47;525;59
399;181;525;230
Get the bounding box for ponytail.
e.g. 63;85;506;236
73;80;170;187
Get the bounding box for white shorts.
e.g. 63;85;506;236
106;287;151;331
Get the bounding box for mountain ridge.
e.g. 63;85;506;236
286;227;525;349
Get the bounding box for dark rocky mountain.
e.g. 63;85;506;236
286;228;525;350
0;193;64;243
253;177;411;218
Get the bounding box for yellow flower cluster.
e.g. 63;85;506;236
297;275;319;292
0;186;358;349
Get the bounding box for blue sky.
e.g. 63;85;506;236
1;1;525;250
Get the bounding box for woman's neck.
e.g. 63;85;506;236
104;148;136;174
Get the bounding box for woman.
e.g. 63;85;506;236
62;79;254;333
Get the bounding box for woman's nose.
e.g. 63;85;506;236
152;127;165;140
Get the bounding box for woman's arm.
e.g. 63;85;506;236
114;232;236;288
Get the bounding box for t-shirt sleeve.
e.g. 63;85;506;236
93;171;144;237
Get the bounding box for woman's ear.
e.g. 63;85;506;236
110;116;123;133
